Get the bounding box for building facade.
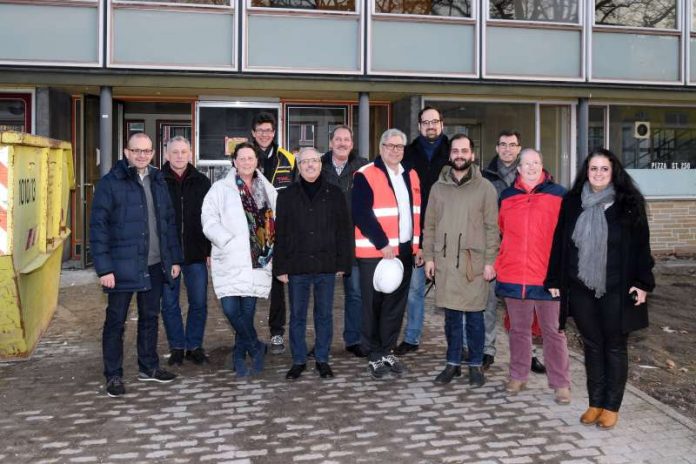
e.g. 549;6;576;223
1;0;695;266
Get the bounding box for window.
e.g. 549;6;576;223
250;0;356;11
589;107;606;151
609;106;696;170
489;0;578;23
595;0;677;29
375;0;472;18
0;94;31;133
114;0;231;5
286;106;347;154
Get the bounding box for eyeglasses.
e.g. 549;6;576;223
299;158;321;165
254;128;275;135
128;148;154;155
382;143;405;152
497;143;519;149
420;119;441;126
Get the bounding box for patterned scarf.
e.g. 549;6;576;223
236;174;274;268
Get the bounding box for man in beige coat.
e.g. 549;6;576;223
423;134;499;387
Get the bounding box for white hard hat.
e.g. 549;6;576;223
373;258;404;294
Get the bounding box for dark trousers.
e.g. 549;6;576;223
358;242;414;362
570;281;628;412
288;273;336;364
444;309;485;367
268;278;286;337
102;263;164;380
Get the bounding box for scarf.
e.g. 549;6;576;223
418;135;443;162
497;158;517;188
571;182;616;298
236;174;275;268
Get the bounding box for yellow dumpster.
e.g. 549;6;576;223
0;131;75;360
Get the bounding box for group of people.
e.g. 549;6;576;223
90;107;655;431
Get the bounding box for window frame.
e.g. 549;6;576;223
591;0;681;32
111;0;233;8
372;0;476;22
0;90;34;134
486;0;583;27
246;0;359;16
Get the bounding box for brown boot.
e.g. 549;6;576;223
505;379;526;395
596;409;619;430
580;407;603;425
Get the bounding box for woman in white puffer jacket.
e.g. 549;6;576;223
201;142;277;377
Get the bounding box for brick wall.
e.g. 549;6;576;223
647;199;696;256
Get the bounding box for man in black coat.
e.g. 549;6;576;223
274;147;352;380
90;132;182;398
395;106;449;355
161;136;212;367
320;125;368;357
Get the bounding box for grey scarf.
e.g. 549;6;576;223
497;158;517;187
572;182;616;298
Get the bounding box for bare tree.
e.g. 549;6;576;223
595;0;676;28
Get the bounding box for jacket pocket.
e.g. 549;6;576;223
460;248;484;282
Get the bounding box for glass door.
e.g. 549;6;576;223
539;104;573;187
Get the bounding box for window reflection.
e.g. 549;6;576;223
115;0;231;4
595;0;676;29
251;0;356;10
375;0;472;18
490;0;578;23
0;98;27;132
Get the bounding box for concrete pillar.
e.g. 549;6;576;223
99;86;113;177
358;92;369;159
577;98;589;170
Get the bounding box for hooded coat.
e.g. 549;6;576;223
422;165;499;311
201;168;278;299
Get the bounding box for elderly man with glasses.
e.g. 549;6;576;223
352;129;422;380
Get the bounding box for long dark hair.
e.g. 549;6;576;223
570;148;647;225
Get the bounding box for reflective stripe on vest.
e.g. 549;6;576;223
354;163;421;258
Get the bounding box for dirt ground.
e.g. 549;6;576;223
564;257;696;420
50;257;696;422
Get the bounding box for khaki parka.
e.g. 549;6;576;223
423;166;500;311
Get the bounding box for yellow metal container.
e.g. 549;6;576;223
0;131;75;360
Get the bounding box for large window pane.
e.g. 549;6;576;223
0;96;29;132
375;0;472;18
286;106;347;154
114;0;231;4
352;105;389;159
424;101;535;168
540;105;571;185
595;0;676;29
589;106;606;151
609;106;696;170
251;0;356;11
490;0;578;23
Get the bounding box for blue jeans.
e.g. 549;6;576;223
342;265;363;347
288;273;336;364
161;262;208;351
220;296;260;362
445;308;485;367
403;265;425;345
103;263;163;379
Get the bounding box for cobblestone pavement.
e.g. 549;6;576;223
0;272;694;464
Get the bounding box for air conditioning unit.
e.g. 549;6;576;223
634;121;650;139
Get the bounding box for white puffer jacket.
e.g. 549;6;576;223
201;168;278;299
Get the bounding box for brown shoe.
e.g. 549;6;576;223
580;407;603;425
597;409;619;430
554;387;571;405
505;379;526;395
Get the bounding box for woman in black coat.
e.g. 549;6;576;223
546;148;655;430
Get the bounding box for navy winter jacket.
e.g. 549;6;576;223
90;159;183;293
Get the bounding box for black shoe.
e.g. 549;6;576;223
168;349;184;366
345;344;367;358
138;368;176;383
185;348;209;365
393;341;419;355
468;366;486;388
382;354;405;375
285;364;306;380
482;354;495;371
434;365;461;384
106;376;125;397
368;360;389;380
307;347;315;358
531;357;547;374
315;362;334;379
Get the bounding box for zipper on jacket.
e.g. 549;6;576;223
443;233;447;258
456;233;462;269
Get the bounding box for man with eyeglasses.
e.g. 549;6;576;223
274;147;352;380
91;132;182;398
394;106;450;356
249;112;297;355
481;130;546;374
320;125;368;358
352;128;422;380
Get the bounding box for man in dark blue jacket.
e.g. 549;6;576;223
90;132;183;398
